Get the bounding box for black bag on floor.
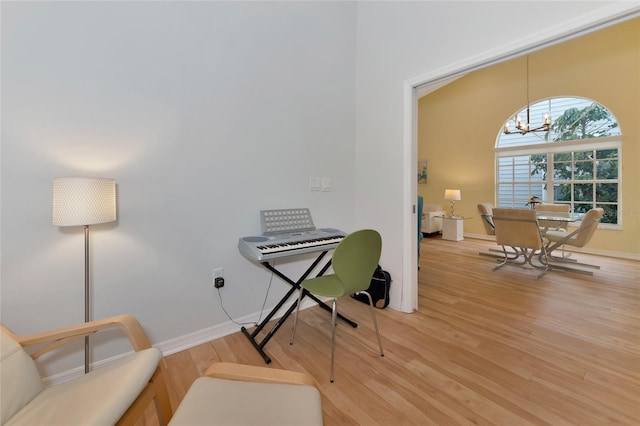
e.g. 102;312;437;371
352;265;391;309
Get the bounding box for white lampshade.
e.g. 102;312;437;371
53;177;117;226
444;189;461;201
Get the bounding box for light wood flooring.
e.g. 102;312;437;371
155;236;639;425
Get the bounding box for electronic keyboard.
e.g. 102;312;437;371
238;208;347;261
238;228;347;262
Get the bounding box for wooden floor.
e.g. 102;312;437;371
155;237;640;425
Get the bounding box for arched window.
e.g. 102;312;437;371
495;97;621;226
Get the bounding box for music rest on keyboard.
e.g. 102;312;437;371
238;228;347;262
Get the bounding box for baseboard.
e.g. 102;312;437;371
155;296;320;356
42;297;319;386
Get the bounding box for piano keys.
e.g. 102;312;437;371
238;228;347;262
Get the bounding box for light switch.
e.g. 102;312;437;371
309;177;321;191
321;177;332;192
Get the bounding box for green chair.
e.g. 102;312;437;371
290;229;384;383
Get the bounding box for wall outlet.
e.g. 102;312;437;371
213;268;224;288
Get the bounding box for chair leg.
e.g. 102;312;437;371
151;366;173;426
361;291;384;357
532;247;550;280
541;247;596;275
330;298;337;383
289;289;304;345
493;245;528;271
493;246;511;271
480;246;519;259
548;250;601;269
115;367;172;426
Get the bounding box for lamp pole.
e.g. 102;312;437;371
84;224;90;374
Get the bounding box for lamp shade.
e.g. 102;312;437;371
53;177;117;226
444;189;461;201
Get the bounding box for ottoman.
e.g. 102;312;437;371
168;362;323;426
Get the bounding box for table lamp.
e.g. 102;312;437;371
444;189;461;217
53;177;117;373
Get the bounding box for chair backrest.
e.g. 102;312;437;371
535;203;570;230
1;327;44;425
492;208;543;250
477;203;495;235
566;208;604;247
332;229;382;294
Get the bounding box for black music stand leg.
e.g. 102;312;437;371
264;257;357;327
239;251;358;363
240;281;302;364
240;326;272;364
239;254;328;364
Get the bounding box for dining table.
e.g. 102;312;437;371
536;211;584;234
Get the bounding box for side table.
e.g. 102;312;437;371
441;216;466;241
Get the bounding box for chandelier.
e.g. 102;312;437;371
503;55;551;135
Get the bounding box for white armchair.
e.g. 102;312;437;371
421;204;446;234
0;315;172;426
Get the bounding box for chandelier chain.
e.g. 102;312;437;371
526;55;530;107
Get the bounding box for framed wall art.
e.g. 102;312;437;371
418;160;428;185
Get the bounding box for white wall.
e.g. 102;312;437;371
1;1;357;375
2;0;637;378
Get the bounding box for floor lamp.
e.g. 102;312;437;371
53;177;117;374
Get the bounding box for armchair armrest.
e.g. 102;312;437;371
9;314;151;360
204;362;318;388
422;210;446;233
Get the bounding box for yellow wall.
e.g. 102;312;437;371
418;18;639;256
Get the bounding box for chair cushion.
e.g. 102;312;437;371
302;274;345;298
5;347;161;426
169;376;323;426
545;229;573;242
1;329;45;425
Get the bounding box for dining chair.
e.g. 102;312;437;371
477;203;495;236
535;203;571;233
289;229;384;383
543;208;604;270
1;315;172;426
492;208;551;280
477;203;519;260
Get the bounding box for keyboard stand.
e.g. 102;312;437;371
240;251;358;364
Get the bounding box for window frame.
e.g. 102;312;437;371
495;136;622;230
